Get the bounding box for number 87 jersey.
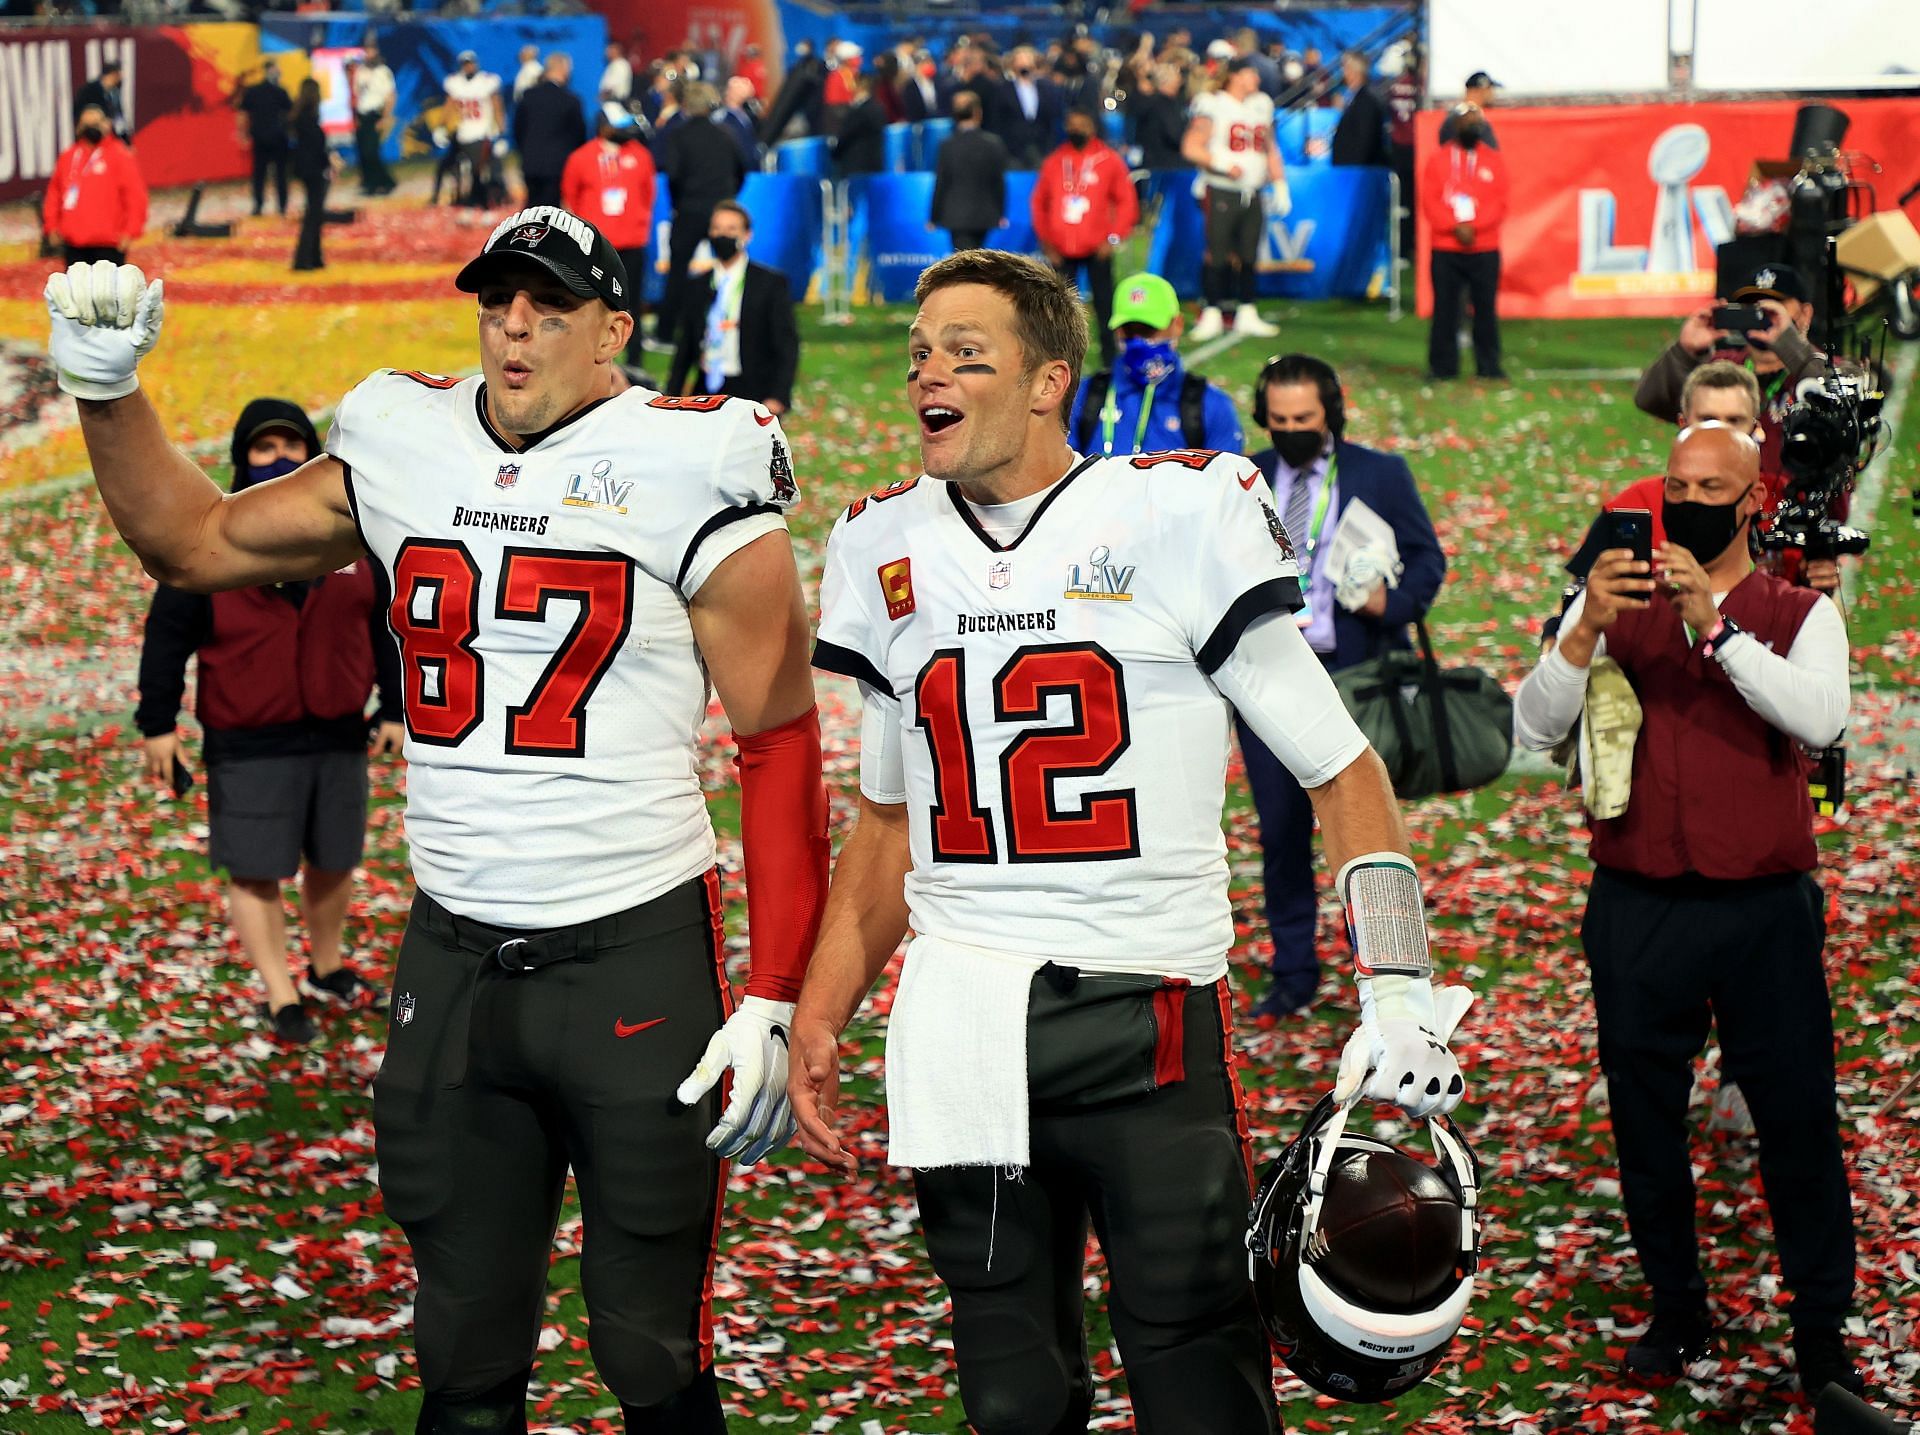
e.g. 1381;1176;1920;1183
327;371;796;929
813;450;1311;980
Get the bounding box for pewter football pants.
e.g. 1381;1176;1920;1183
913;970;1282;1435
373;877;731;1430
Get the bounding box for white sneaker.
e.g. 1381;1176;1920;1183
1191;306;1226;341
1233;306;1280;337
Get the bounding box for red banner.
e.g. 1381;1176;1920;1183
0;24;255;206
594;0;782;78
1414;97;1920;319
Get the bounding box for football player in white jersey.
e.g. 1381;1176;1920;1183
789;250;1470;1433
1182;57;1286;341
445;51;505;207
44;208;830;1435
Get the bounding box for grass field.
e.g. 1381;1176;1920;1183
1;202;1917;1434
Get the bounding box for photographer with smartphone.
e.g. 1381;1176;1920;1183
1514;421;1862;1401
135;399;403;1047
1633;263;1858;593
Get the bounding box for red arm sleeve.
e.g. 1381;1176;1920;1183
634;146;656;230
733;705;831;1003
1420;149;1452;232
560;149;589;217
43;155;62;236
1031;161;1056;248
122;152;148;239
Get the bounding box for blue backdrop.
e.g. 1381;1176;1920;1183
641;173;825;307
259;15;607;164
866;170;1041;302
1146;166;1391;301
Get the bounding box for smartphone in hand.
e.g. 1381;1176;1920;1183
1709;304;1767;339
1598;507;1653;567
171;754;195;797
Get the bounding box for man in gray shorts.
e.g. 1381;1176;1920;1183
136;397;404;1046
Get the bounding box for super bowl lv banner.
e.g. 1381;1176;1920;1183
0;24;257;205
1413;97;1920;319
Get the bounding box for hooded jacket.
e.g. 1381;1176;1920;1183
135;400;401;763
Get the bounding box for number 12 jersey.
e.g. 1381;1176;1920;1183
814;449;1310;980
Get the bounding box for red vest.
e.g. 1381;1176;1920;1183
196;563;378;731
1590;570;1822;880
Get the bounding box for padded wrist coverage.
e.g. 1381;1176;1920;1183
1338;851;1432;981
734;705;830;1003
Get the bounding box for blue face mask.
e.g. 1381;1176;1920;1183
1120;337;1178;390
246;455;303;489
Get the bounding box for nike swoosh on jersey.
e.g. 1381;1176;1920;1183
1237;471;1260;490
754;411;776;427
614;1017;668;1038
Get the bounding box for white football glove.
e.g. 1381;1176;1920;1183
1333;977;1472;1120
44;261;165;401
1264;179;1292;219
675;995;796;1165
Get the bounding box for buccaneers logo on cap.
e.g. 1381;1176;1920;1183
506;223;549;249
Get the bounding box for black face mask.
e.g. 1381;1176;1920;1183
1456;124;1484;148
1662;485;1752;564
1067;131;1091;149
709;235;740;262
1270;428;1325;470
79;125;104;144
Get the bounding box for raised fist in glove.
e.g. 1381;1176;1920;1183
675;995;796;1165
1333;976;1472;1120
44;261;165;401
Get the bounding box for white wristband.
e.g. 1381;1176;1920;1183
1338;851;1432;981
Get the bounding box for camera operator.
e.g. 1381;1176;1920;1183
1513;421;1863;1402
1633;263;1858;592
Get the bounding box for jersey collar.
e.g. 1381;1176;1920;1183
945;453;1099;553
473;383;614;454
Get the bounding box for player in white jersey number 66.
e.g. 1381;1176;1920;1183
45;207;830;1434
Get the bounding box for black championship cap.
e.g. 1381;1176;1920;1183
1731;260;1810;304
454;206;629;310
1464;70;1499;89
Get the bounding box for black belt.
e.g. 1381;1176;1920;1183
414;878;712;1089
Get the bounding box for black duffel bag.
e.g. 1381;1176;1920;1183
1332;620;1513;800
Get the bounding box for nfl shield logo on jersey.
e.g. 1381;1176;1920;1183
495;463;521;490
396;992;417;1027
989;561;1012;590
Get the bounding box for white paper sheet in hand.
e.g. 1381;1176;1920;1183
1323;497;1400;583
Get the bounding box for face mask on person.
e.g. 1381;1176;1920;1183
78;124;104;143
1662;484;1753;564
1456;123;1484;149
1269;427;1326;470
709;234;741;262
245;455;304;489
1067;129;1092;149
1120;337;1178;388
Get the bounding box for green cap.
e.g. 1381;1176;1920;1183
1109;272;1180;332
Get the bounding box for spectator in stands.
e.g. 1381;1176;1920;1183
649;76;687;148
1067;272;1242;457
290;79;337;273
1422;103;1507;380
1131;63;1189;171
512;44;542;105
1032;108;1137;366
1302;47;1338;107
74;61;128;143
824;41;864;133
1053;47;1100;118
902;48;951;122
1242;352;1446;1020
871;50;908;124
514;53;587;210
1233;27;1280;95
444;51;505;208
761;39;827;145
716;75;763;168
832;71;889;179
993;45;1064;169
929;91;1008;252
951;43;999;120
598;40;633;106
654;82;746;349
666;200;799;415
136;399;402;1050
1387;45;1422;257
350;42;396;198
237;62;291;218
1331;49;1389;168
563;104;657;367
1438;71;1501;147
735;44;769;101
45;104;145;266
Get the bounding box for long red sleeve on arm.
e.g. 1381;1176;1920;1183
1108;152;1139;238
734;704;831;1002
1476;149;1509;233
1031;159;1058;250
